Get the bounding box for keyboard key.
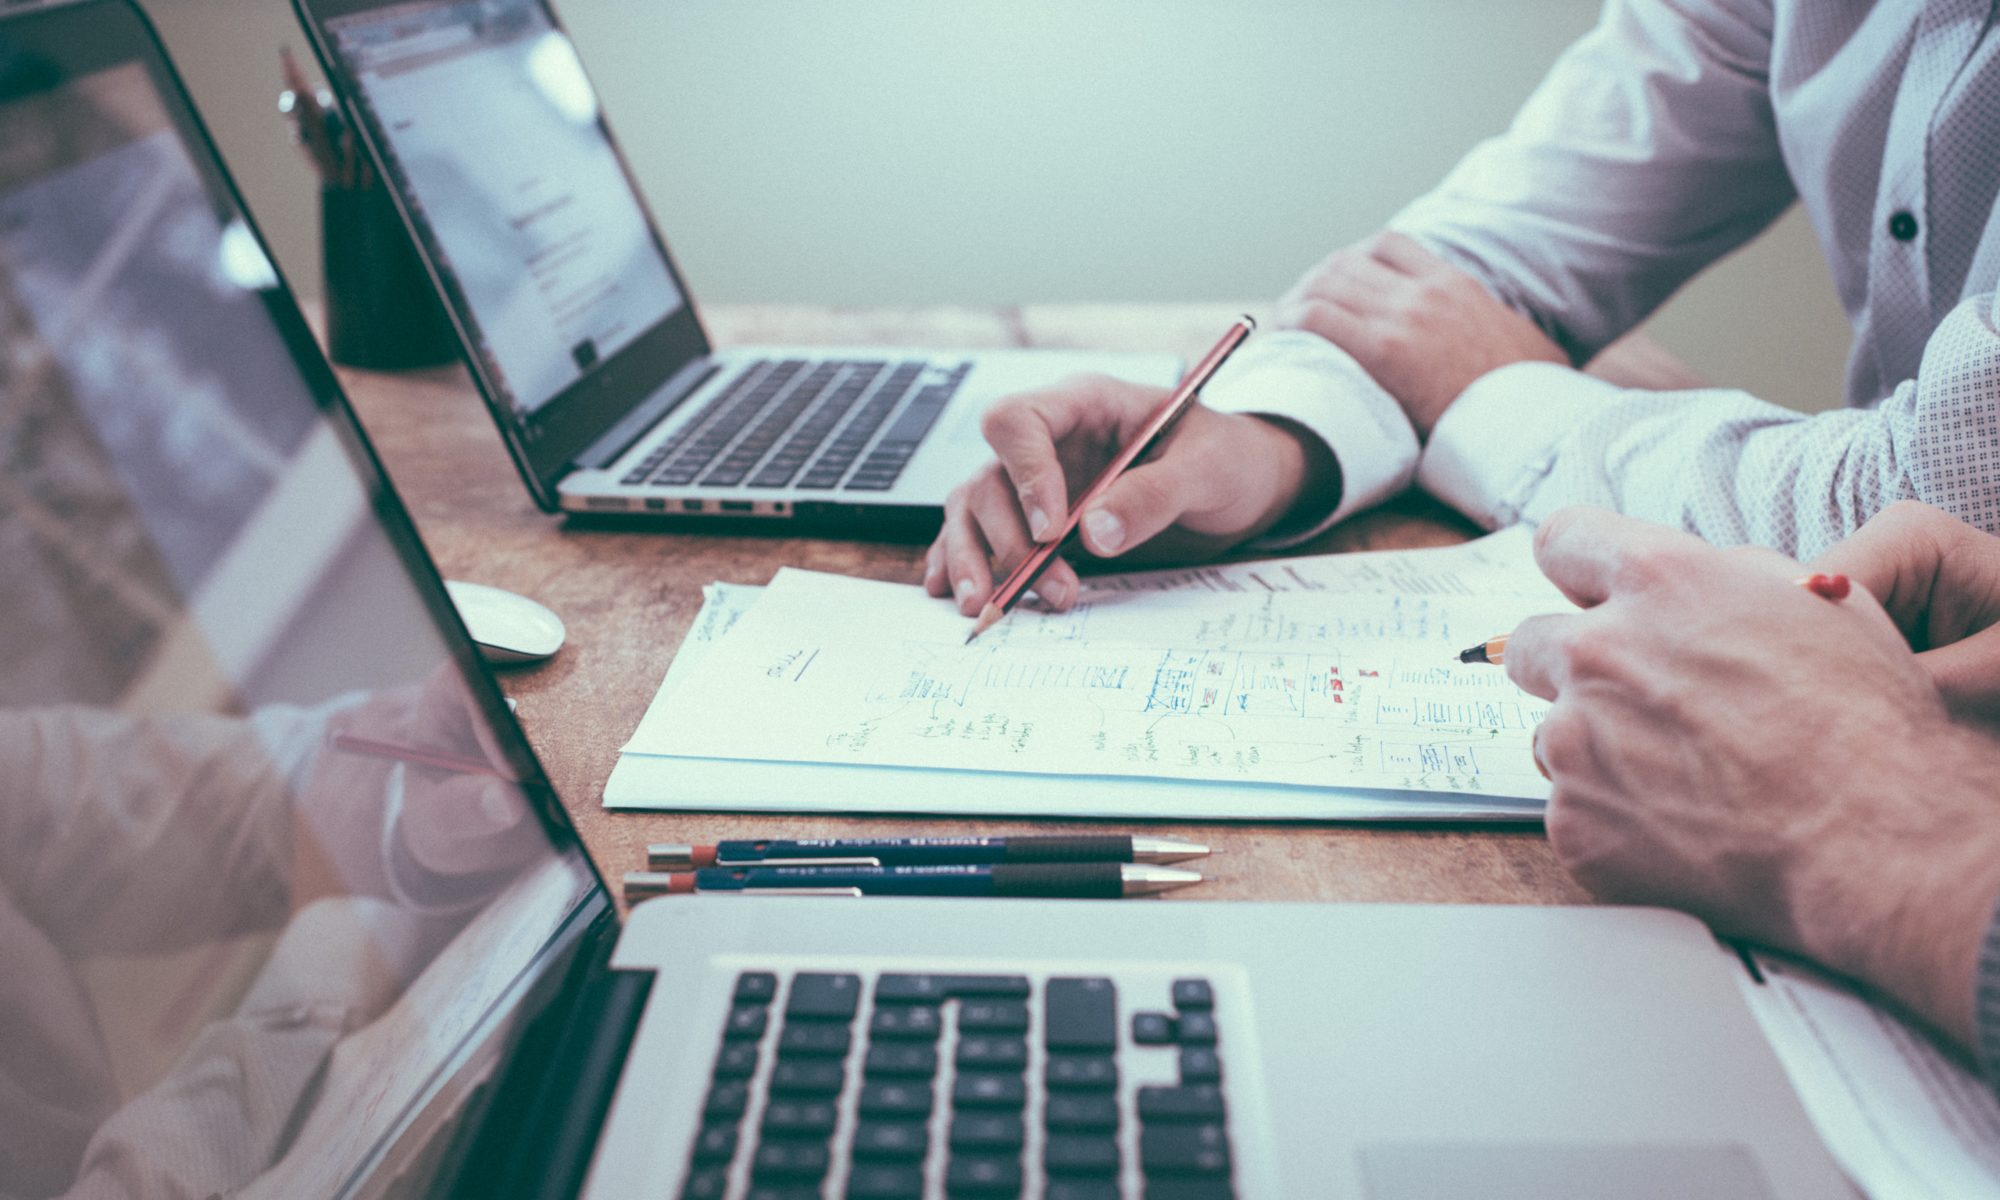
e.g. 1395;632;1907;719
945;1154;1024;1195
1176;1012;1218;1045
1144;1182;1235;1200
703;1080;749;1120
1179;1046;1223;1084
1049;1182;1121;1200
1140;1123;1231;1175
870;1005;942;1040
786;972;862;1021
864;1043;939;1078
852;1120;929;1160
956;1036;1028;1071
1047;1054;1118;1091
724;1005;769;1039
1045;1134;1120;1176
1138;1085;1225;1123
690;1123;738;1162
1045;1093;1119;1132
950;1112;1025;1151
1045;978;1118;1052
770;1059;845;1096
778;1023;852;1057
847;1163;925;1199
952;1072;1026;1109
1171;978;1214;1010
875;974;1029;1004
762;1099;838;1136
752;1139;831;1181
735;972;779;1004
959;999;1030;1033
1133;1012;1177;1044
681;1166;730;1200
858;1080;933;1118
713;1041;760;1078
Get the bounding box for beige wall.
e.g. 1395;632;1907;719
147;0;1852;413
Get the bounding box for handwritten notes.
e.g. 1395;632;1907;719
612;530;1569;818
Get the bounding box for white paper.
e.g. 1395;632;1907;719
613;531;1565;813
1737;952;2000;1199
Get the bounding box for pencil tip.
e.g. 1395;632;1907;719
965;604;1002;645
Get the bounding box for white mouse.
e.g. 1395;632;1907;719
445;580;566;665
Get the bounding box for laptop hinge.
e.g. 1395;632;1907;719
441;916;654;1200
571;358;720;472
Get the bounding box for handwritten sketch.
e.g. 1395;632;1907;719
625;531;1568;802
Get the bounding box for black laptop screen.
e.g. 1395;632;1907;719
0;6;599;1197
323;0;689;421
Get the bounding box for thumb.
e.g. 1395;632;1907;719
1919;627;2000;725
1077;457;1214;558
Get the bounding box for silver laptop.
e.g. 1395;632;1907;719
0;4;1852;1196
290;0;1179;529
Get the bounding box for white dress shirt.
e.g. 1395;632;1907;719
1204;0;2000;559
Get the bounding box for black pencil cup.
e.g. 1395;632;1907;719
322;182;458;371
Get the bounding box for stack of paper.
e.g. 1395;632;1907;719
607;527;1571;820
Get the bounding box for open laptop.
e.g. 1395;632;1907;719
0;3;1855;1197
288;0;1180;530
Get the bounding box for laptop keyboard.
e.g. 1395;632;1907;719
620;358;970;495
681;971;1237;1199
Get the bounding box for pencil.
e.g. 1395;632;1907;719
965;315;1258;644
1452;572;1853;666
327;732;508;778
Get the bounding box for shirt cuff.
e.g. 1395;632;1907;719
1418;360;1620;529
1199;329;1420;548
1975;891;2000;1088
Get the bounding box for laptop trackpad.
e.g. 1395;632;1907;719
1359;1143;1774;1200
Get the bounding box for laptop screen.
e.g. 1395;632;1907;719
0;4;601;1196
321;0;691;423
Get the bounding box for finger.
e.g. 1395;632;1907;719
1273;295;1368;348
1500;611;1583;700
922;541;948;597
1810;501;2000;644
1293;248;1406;305
966;476;1038;582
939;493;998;615
981;377;1152;542
1366;229;1447;276
1919;628;2000;723
1077;455;1216;558
1530;506;1705;608
1033;557;1082;611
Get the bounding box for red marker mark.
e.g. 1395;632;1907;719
1797;572;1851;601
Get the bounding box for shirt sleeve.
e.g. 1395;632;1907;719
1390;0;1795;364
1418;290;2000;559
1977;892;2000;1094
1198;329;1420;547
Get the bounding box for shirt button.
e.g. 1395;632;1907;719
1888;210;1919;242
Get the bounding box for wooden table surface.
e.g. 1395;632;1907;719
338;304;1594;909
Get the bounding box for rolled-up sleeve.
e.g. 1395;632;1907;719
1391;0;1795;364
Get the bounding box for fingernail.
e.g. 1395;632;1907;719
478;782;515;827
1083;508;1124;554
954;578;978;601
1044;575;1075;608
1026;504;1052;541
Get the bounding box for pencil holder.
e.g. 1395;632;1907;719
322;182;457;371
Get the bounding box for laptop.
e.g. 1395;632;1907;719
0;3;1854;1197
288;0;1180;530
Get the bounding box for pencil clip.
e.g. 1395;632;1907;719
716;856;882;868
739;887;867;898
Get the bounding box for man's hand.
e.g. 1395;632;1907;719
1811;500;2000;727
1503;506;2000;1053
923;374;1338;615
1276;231;1566;437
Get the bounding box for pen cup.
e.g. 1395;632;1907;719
321;181;457;371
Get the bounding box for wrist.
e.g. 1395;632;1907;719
1796;724;2000;1050
1241;414;1341;542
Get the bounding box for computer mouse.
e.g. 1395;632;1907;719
444;580;566;665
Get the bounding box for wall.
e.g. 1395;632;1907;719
146;0;1853;413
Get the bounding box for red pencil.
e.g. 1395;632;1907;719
328;732;508;778
965;315;1258;643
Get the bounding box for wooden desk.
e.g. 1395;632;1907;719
339;304;1604;908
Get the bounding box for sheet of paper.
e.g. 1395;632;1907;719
622;531;1565;801
1737;952;2000;1199
655;582;764;700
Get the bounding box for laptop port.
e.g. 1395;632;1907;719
644;498;667;511
720;501;754;513
682;500;704;512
